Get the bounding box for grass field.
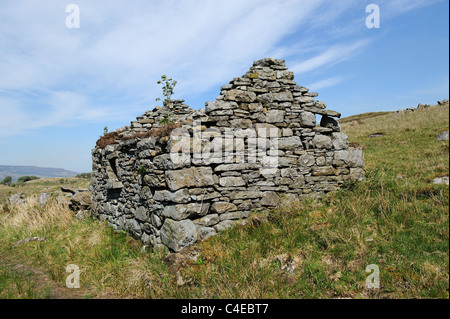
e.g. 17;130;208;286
0;177;90;204
0;103;448;299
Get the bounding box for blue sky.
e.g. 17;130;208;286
0;0;448;173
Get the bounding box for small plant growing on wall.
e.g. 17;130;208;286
138;164;149;175
159;112;174;125
156;75;177;104
155;75;177;125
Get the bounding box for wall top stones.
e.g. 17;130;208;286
91;57;364;252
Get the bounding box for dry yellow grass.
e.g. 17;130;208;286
1;196;73;232
0;177;90;204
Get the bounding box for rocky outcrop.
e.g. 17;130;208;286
90;58;364;252
8;193;26;205
432;175;449;185
397;99;449;114
60;187;93;218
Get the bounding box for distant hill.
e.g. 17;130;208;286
0;165;80;182
338;111;395;124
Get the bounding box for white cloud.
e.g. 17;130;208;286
380;0;444;19
1;0;442;137
0;90;131;137
0;0;337;136
289;40;371;75
307;77;345;91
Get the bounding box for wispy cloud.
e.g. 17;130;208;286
381;0;444;18
0;90;130;137
289;40;371;75
0;0;444;137
307;77;346;91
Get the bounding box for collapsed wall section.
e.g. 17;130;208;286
90;58;364;252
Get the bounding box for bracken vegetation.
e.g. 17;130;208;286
95;123;182;149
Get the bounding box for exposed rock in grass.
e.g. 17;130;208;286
8;193;25;205
432;175;449;185
436;130;449;141
69;190;92;212
12;237;46;247
38;193;49;205
369;132;384;138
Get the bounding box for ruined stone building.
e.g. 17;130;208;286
90;58;364;252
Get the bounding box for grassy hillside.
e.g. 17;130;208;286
0;103;448;299
339;111;395;125
0;177;90;204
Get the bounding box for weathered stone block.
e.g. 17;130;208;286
253;57;286;67
299;111;316;127
151;213;162;228
313;134;333;149
220;211;250;221
348;148;364;168
224;90;257;102
296;96;315;103
135;206;148;222
160;219;197;252
282;128;293;137
230;191;262;200
298;154;316;166
255;123;280;137
210;202;238;214
248;68;277;80
137;137;157;150
312;166;337;176
143;175;166;188
281;168;299;177
214;163;260;172
331;132;348;150
248;103;263;113
154;189;190;203
194;214;220;227
260;191;280;207
162;203;210;221
219;176;246;187
276;71;294;80
230;118;253;129
205;101;238;113
265;110;285;123
166;167;217;191
278;136;303;150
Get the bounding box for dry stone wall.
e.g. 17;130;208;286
90;58;364;252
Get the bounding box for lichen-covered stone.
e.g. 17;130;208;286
265;110;285;123
331;132;349;150
224;90;257;103
260;191;280;207
166;167;217;191
313;134;333;149
160;219;197;252
153;189;190;203
210;202;238;214
299;111;316;127
162;203;210;221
